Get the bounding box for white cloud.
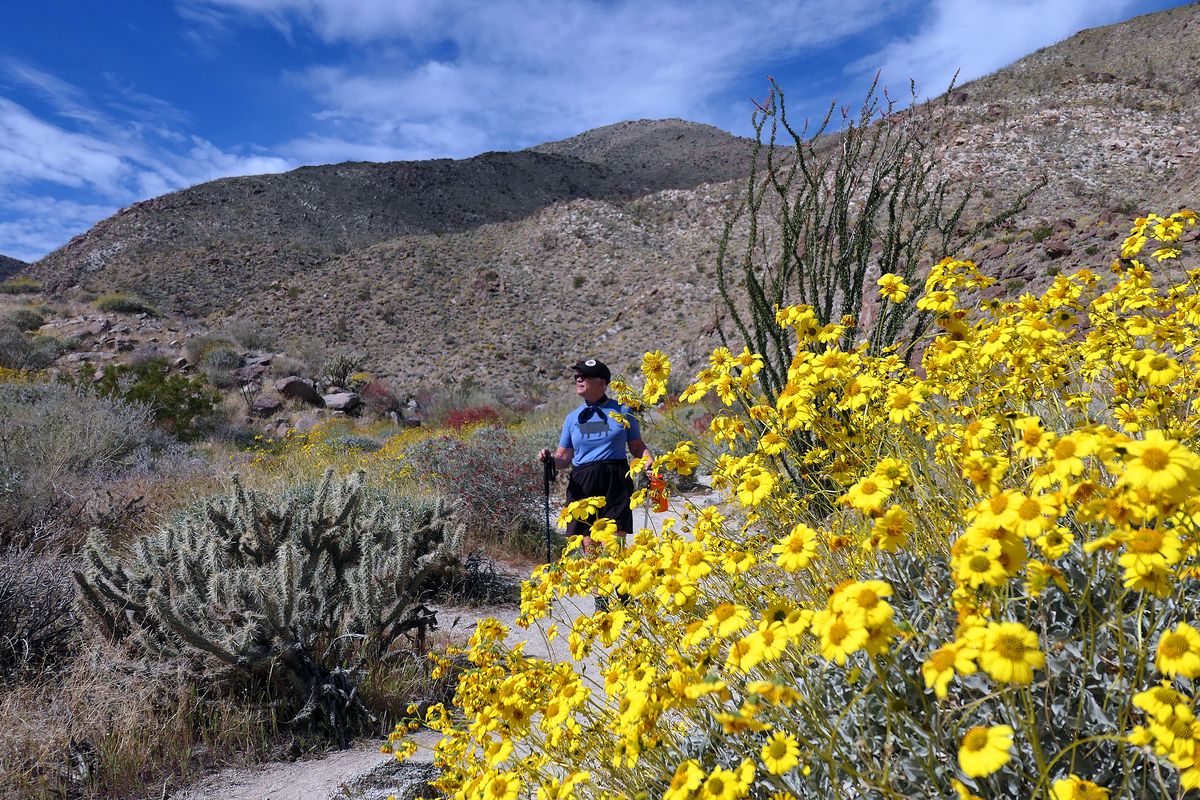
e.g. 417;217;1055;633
0;98;130;192
0;62;296;260
857;0;1137;99
0;193;118;262
189;0;914;163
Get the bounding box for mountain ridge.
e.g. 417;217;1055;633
17;3;1200;396
0;254;25;281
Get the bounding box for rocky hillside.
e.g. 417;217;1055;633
27;119;753;306
19;3;1200;398
0;255;25;281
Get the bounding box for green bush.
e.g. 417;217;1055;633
0;381;153;547
198;343;242;388
0;325;66;371
323;351;367;387
5;309;44;332
75;472;465;747
78;358;219;438
0;277;42;295
93;293;157;316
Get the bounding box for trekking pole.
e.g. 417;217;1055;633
541;452;557;564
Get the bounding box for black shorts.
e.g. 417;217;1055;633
565;459;634;537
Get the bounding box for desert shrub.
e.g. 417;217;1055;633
323;351;367;387
199;343;242;388
0;549;76;677
0;381;154;548
79;358;220;438
199;344;241;370
222;318;275;351
334;433;385;453
0;276;42;295
126;342;172;367
445;405;501;430
93;293;157;316
75;471;465;747
5;308;44;332
269;353;312;379
362;379;402;416
182;333;238;364
0;325;66;371
412;211;1200;798
410;426;543;556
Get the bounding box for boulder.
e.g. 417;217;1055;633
1043;239;1073;259
323;392;361;413
251;396;282;418
274;376;325;406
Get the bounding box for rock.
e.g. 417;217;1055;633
984;243;1010;260
1044;239;1073;259
323;392;361;413
252;396;282;418
87;319;110;336
233;364;268;383
294;415;320;433
245;353;274;367
275;376;325;406
172;356;190;370
65;351;117;363
947;91;969;105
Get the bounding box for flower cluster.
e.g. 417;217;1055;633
408;213;1200;799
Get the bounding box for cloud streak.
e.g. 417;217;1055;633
859;0;1138;99
197;0;914;158
0;59;294;261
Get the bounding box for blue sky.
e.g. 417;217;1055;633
0;0;1185;262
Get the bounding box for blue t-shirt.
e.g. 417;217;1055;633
558;396;641;466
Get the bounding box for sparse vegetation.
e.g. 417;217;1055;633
0;276;42;295
94;293;158;316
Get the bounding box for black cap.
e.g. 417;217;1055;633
572;358;610;381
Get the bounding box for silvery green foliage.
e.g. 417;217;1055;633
74;470;464;747
715;549;1194;798
0;381;153;547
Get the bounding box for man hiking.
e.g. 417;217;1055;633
538;358;652;554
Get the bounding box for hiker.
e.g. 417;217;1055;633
539;358;652;553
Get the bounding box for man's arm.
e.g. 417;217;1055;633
629;438;653;467
539;446;574;470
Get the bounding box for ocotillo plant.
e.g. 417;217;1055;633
75;470;464;747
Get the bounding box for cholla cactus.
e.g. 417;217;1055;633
74;470;463;747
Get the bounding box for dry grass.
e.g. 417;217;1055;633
0;640;276;800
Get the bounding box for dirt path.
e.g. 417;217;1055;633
168;488;718;800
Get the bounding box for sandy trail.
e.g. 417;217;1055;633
169;488;718;800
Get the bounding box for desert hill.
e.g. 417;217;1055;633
19;3;1200;397
27;119;754;306
0;254;25;281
